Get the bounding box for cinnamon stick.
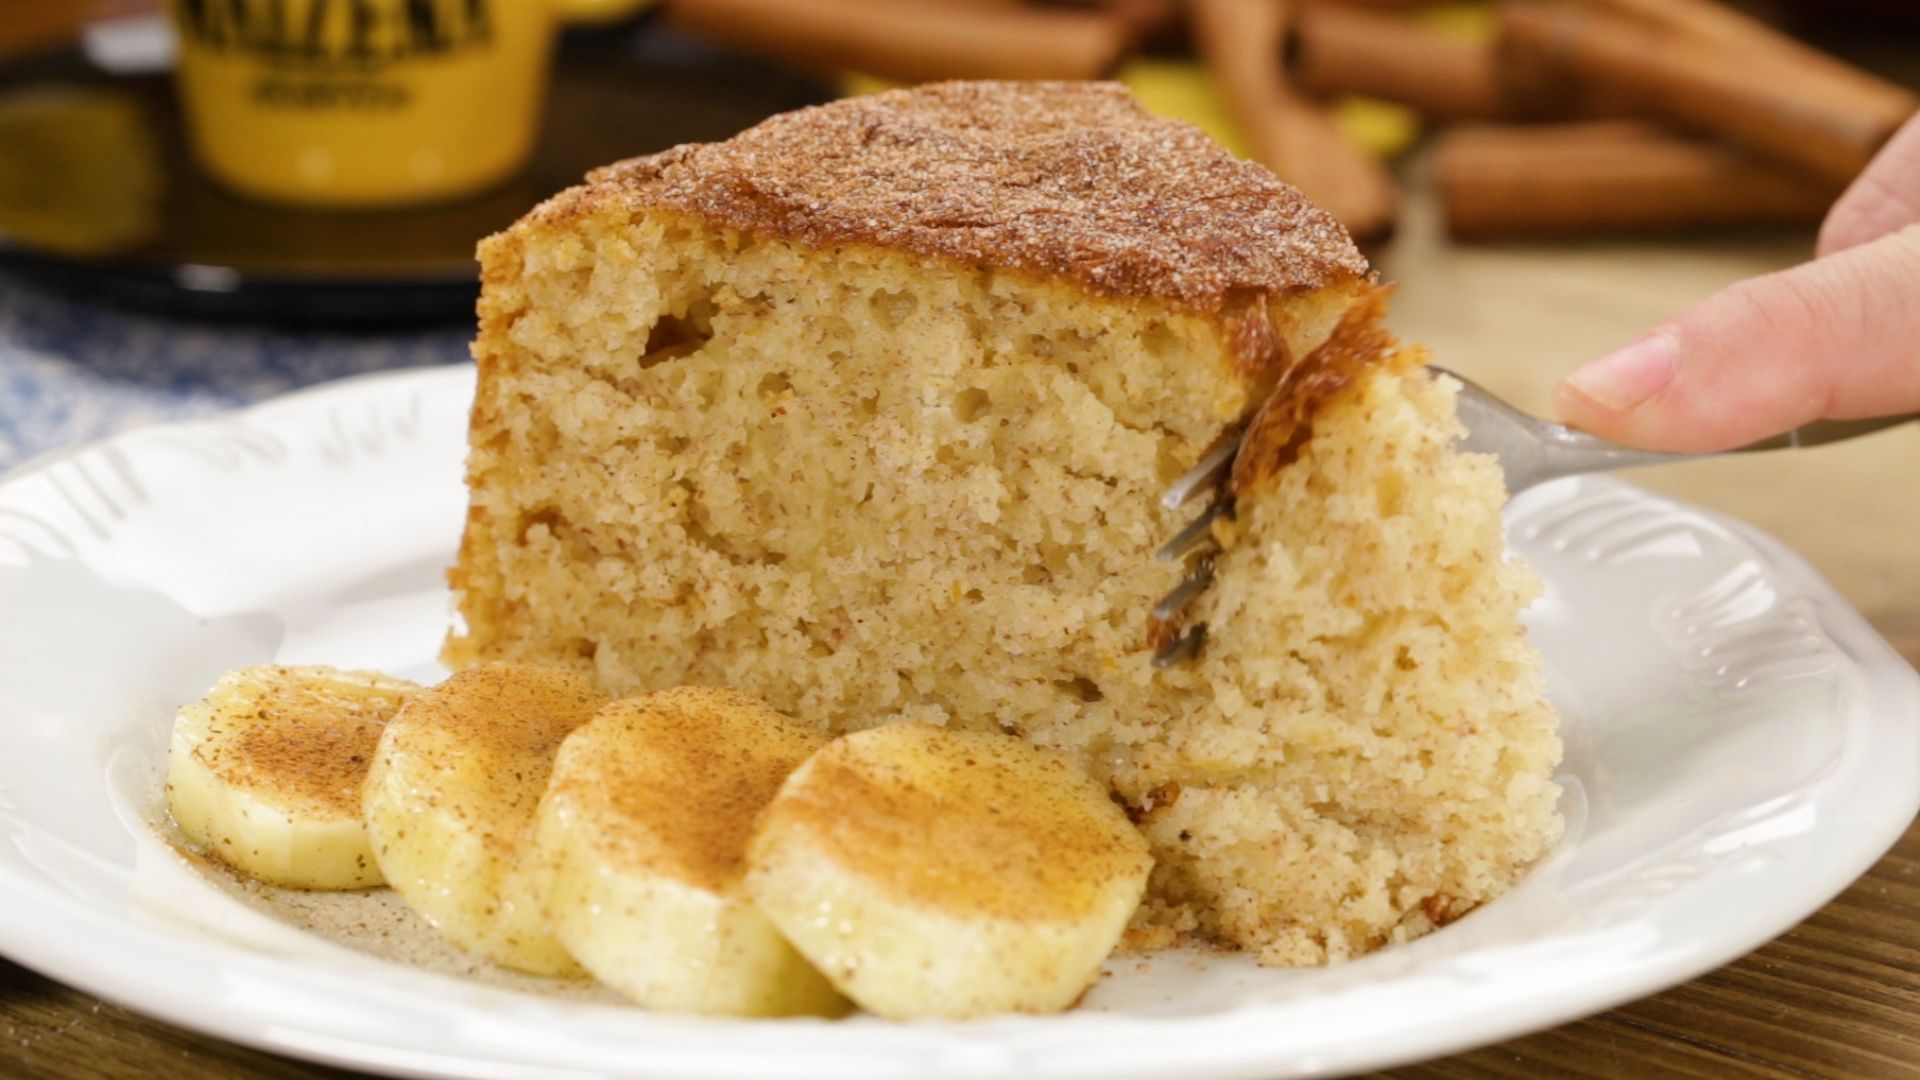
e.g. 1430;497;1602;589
1190;0;1398;239
1290;4;1510;121
1501;1;1912;186
1042;0;1187;43
661;0;1134;83
1434;121;1839;239
1293;0;1461;8
1592;0;1913;110
1;0;157;60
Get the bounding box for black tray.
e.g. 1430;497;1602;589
0;26;832;325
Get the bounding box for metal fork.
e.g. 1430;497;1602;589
1150;366;1920;668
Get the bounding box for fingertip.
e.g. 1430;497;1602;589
1559;330;1681;414
1550;377;1612;432
1816;112;1920;255
1550;368;1665;449
1818;192;1884;257
1551;329;1728;452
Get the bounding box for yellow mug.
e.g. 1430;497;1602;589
167;0;652;208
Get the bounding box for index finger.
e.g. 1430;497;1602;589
1820;110;1920;256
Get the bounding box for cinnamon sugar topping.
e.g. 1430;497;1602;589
539;81;1369;311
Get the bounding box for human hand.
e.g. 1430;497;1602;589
1551;112;1920;452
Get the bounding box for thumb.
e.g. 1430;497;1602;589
1553;223;1920;452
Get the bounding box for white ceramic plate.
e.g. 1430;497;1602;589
1;366;1915;1080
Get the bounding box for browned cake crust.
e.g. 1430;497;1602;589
1231;285;1415;494
528;81;1369;316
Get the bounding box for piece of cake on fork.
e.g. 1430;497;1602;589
445;81;1561;966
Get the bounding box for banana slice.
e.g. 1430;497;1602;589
167;665;420;889
362;662;606;976
533;687;845;1017
745;723;1154;1019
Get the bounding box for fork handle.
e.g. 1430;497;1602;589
1732;414;1920;451
1521;412;1919;489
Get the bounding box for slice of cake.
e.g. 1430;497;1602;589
446;81;1561;966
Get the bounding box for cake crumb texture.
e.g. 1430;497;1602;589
448;82;1560;966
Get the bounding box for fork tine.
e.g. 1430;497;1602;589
1151;624;1208;669
1151;426;1244;669
1160;433;1243;510
1155;498;1231;562
1152;557;1215;622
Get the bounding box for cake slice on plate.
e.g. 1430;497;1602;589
445;81;1561;966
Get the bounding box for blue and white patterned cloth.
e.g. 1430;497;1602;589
0;269;472;473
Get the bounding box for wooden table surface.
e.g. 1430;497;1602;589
5;23;1920;1072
